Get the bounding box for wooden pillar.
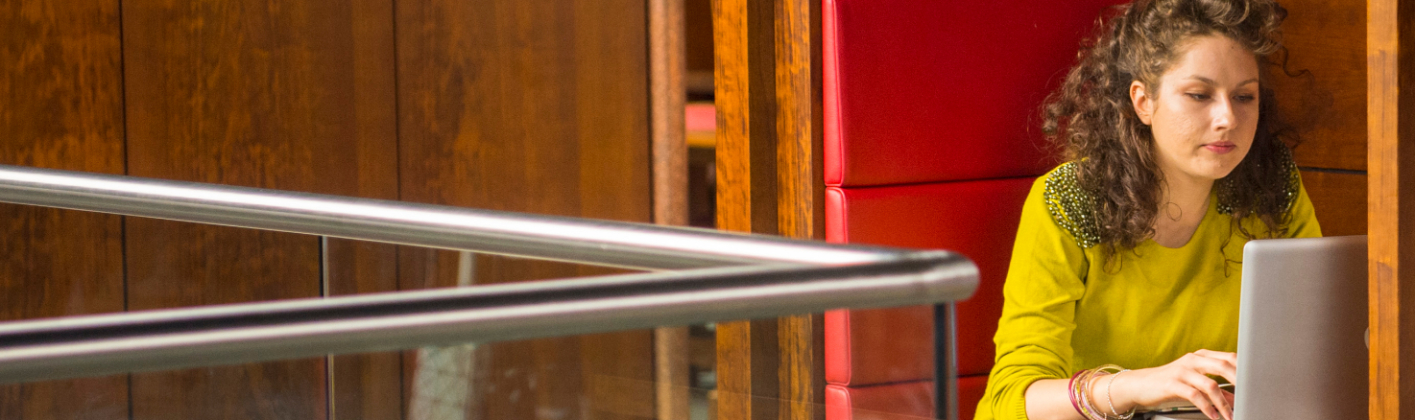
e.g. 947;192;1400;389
713;0;823;419
1368;0;1415;418
650;0;692;419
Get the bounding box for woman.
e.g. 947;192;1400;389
974;1;1320;420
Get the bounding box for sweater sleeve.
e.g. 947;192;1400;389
974;176;1090;420
1285;174;1323;238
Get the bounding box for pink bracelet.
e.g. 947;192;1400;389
1067;369;1087;417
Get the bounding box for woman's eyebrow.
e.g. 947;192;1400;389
1185;75;1260;87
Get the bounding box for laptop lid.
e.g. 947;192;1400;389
1234;235;1367;420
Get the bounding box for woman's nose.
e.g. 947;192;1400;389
1212;97;1236;131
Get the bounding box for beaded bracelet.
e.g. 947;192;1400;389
1106;369;1136;419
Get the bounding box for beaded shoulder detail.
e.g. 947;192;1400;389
1214;151;1301;216
1042;162;1101;249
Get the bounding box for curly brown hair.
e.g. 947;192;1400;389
1041;0;1296;255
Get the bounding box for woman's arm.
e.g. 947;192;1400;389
977;173;1090;420
1285;174;1322;238
1022;379;1080;420
1024;350;1239;420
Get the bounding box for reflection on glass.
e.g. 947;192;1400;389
410;251;481;420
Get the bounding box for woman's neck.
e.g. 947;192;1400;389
1152;167;1214;248
1161;171;1213;214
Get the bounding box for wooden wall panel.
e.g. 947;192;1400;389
328;239;404;420
121;0;397;418
1301;170;1367;237
1279;0;1368;240
323;1;402;419
1276;0;1366;172
0;2;128;418
396;0;654;418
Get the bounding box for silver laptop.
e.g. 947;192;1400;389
1151;235;1367;420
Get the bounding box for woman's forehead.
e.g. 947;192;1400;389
1162;35;1260;86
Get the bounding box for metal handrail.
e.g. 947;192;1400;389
0;164;977;420
0;164;893;270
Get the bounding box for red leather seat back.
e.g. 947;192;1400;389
822;0;1126;418
825;0;1124;188
826;179;1034;383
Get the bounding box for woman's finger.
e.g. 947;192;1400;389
1193;349;1236;363
1187;352;1239;387
1182;373;1232;420
1175;384;1220;420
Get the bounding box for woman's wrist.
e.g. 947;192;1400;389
1106;368;1144;413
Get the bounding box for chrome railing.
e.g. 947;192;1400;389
0;163;978;420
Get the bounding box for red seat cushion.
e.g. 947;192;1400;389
826;381;934;420
826;306;935;385
821;2;1127;419
825;178;1034;382
958;375;988;420
823;0;1123;187
823;376;989;420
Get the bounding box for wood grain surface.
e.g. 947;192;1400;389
120;0;397;418
714;0;773;419
1367;0;1415;418
715;0;825;418
650;0;692;418
0;0;659;417
0;2;128;418
396;0;655;418
772;0;825;419
1277;0;1367;172
1300;170;1367;237
1278;0;1368;252
320;0;402;418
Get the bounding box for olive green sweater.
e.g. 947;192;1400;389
973;162;1322;420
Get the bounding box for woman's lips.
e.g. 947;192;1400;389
1204;142;1237;154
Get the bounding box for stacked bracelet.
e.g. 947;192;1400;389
1066;364;1133;420
1106;369;1135;419
1067;370;1086;416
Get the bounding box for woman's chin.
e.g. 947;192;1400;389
1182;163;1240;183
1185;154;1246;181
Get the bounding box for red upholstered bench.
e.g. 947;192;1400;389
821;1;1125;419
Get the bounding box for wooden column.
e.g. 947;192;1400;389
1369;0;1415;418
714;0;824;419
650;0;692;419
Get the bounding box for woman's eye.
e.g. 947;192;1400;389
1234;94;1257;103
1186;93;1210;101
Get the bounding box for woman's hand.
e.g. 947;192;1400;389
1110;350;1237;420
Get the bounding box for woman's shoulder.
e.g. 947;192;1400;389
1027;161;1101;249
1214;150;1301;217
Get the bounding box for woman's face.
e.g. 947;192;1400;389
1130;34;1260;184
